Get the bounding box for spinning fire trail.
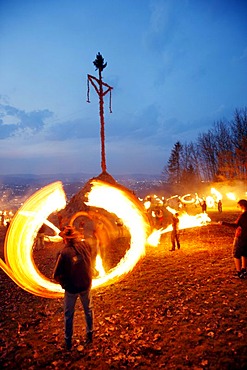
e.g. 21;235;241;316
0;180;151;298
0;180;212;299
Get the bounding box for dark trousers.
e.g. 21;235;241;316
171;231;180;250
64;289;93;341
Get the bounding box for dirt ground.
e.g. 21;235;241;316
0;209;247;370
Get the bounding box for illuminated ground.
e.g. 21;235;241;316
0;209;247;369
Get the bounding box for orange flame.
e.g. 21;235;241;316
0;182;66;298
180;194;195;204
147;211;211;247
206;196;215;208
1;180;150;297
226;192;236;201
144;200;151;210
95;254;106;277
86;180;150;288
211;188;222;202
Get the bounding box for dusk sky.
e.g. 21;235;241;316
0;0;247;177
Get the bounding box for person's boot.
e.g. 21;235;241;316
65;338;72;351
241;268;247;277
170;243;175;251
85;331;93;345
237;271;244;279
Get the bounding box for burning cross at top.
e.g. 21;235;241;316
87;52;113;173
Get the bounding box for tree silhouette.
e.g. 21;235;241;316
167;141;183;184
163;107;247;183
93;52;107;72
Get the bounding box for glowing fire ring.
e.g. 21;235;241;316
180;194;195;204
86;180;150;289
0;182;66;298
0;180;150;298
206;196;215;208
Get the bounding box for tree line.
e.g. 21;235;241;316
162;107;247;184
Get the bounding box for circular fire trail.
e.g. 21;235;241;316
0;180;150;298
86;180;150;288
0;182;66;298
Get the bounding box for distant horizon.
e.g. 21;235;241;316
1;1;246;176
0;172;162;181
0;172;163;193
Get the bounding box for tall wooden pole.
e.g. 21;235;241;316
87;53;113;174
98;68;106;172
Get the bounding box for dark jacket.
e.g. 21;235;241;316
172;215;179;233
222;211;247;246
53;239;92;293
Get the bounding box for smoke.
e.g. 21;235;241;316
209;180;247;205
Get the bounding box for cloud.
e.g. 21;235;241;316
0;120;17;139
105;103;191;148
144;0;184;54
0;102;53;139
146;0;174;49
44;116;99;141
107;136;167;175
0;134;102;174
0;100;109;142
110;104;160;140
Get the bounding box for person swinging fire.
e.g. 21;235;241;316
170;213;180;251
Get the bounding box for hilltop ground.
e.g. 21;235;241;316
0;208;247;370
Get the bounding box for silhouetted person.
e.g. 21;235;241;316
170;213;180;251
219;199;247;279
155;208;164;228
53;225;93;350
218;200;222;213
201;200;207;213
36;224;45;249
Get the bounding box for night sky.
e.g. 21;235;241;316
0;0;246;176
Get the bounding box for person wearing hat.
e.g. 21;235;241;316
53;225;93;350
219;199;247;279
